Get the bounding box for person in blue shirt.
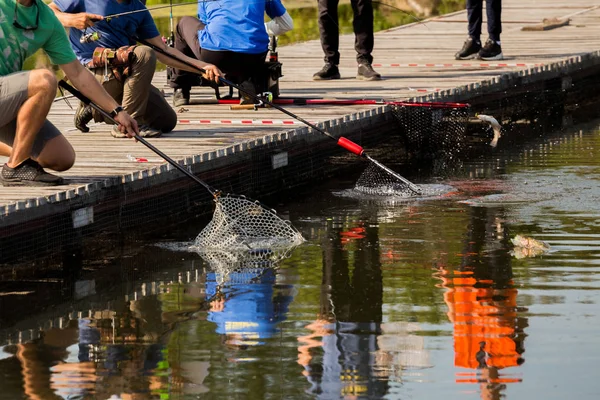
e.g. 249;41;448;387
49;0;223;137
169;0;293;106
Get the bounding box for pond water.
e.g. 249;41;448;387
1;118;600;399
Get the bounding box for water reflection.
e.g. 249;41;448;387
3;121;600;398
436;206;527;399
206;266;293;355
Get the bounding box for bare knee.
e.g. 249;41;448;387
28;69;58;99
37;136;76;172
52;153;75;172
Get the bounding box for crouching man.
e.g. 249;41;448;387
0;0;139;186
49;0;223;138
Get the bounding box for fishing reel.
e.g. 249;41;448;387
80;30;101;44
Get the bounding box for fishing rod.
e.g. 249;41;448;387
372;1;429;28
103;1;207;21
134;36;422;195
57;80;220;197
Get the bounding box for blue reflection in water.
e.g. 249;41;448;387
206;267;293;352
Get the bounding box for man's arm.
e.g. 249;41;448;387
265;12;294;36
143;36;223;84
49;2;103;30
60;60;138;136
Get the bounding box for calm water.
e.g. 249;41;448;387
1;119;600;399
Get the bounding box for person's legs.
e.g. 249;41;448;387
317;0;340;65
352;0;374;65
314;0;341;80
170;16;205;94
122;46;156;123
353;0;380;80
201;49;266;103
33;123;75;171
486;0;502;42
0;71;71;185
6;70;56;168
455;0;483;60
466;0;483;42
90;67;124;122
142;86;177;133
0;120;73;170
478;0;503;60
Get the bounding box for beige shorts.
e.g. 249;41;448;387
0;71;61;158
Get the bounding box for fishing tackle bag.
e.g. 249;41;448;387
87;45;138;82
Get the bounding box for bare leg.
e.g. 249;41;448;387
8;69;57;168
0;142;12;157
36;135;75;172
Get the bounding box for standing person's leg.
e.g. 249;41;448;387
466;0;483;42
479;0;503;60
455;0;483;59
486;0;502;42
313;0;342;80
352;0;374;65
353;0;380;80
170;16;205;106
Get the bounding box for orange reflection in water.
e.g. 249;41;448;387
438;266;524;390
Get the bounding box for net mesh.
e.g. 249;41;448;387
193;194;304;252
391;102;470;160
193;246;294;286
354;162;417;197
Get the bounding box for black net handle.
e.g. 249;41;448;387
58;80;220;197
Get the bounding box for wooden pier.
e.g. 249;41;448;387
1;0;600;264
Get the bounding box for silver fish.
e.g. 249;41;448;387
477;114;502;148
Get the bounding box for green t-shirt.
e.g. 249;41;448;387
0;0;76;76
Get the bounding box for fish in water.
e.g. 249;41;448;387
511;234;550;258
477;114;502;147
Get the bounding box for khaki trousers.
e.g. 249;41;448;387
90;46;177;133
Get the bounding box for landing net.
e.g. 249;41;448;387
391;102;470;160
354;163;416;197
193;194;304;252
192;243;297;286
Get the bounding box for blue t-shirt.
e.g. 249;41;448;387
54;0;159;64
198;0;286;54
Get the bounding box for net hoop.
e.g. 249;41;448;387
193;193;304;252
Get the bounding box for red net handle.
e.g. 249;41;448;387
337;137;364;156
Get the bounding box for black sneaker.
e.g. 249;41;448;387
478;39;503;60
74;101;93;133
313;63;341;80
455;37;481;60
0;159;64;186
357;63;381;81
173;88;190;107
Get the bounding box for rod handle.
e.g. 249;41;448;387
230;104;258;111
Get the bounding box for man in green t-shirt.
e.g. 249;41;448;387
0;0;138;186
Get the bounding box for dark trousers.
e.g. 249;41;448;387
467;0;502;42
317;0;374;65
169;16;267;91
